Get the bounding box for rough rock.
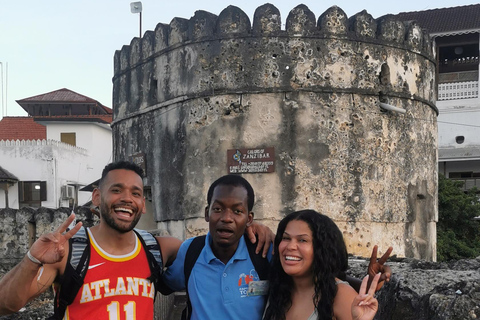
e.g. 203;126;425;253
348;256;480;319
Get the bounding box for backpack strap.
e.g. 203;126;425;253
181;235;206;320
243;234;271;280
133;229;166;298
50;226;90;320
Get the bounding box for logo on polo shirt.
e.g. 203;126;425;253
238;269;259;297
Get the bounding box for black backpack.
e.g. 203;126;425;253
181;234;271;320
48;227;165;320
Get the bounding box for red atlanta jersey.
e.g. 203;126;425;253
63;229;155;320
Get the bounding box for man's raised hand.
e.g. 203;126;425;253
28;214;82;265
245;221;275;257
367;245;393;291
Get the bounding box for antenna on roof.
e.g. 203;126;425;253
130;2;143;38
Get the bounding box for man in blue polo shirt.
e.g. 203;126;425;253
163;174;270;320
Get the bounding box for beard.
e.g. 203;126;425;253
99;201;142;233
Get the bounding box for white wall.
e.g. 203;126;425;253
437;98;480;149
0;120;113;209
42;121;113;205
0;140;91;208
44;121;112;166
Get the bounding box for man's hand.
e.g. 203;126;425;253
367;245;393;292
28;214;82;265
245;221;275;257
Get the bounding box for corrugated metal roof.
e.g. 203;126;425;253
0;117;46;141
391;4;480;34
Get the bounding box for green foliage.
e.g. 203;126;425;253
437;174;480;261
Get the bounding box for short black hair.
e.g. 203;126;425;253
99;161;144;187
207;175;255;211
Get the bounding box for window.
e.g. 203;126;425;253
455;136;465;144
449;172;480;178
61;132;76;146
448;172;480;191
438;43;479;74
18;181;46;208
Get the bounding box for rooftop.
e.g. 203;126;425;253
391;4;480;35
0;117;46;141
16;88;112;116
0;165;18;182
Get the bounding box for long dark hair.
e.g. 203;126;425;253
263;210;349;320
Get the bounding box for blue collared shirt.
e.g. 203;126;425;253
163;232;272;320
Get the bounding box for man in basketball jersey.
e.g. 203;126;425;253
0;161;182;319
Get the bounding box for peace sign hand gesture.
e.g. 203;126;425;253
367;245;393;291
351;273;380;320
28;214;83;265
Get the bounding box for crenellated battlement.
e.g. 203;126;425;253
114;4;432;73
112;3;435;121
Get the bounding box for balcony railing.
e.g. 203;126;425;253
438;81;478;101
451;178;480;191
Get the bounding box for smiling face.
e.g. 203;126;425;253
205;184;253;260
92;169;145;233
279;219;314;279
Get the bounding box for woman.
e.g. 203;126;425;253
263;210;380;320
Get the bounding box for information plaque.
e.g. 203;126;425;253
227;147;275;174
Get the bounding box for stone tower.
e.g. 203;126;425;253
112;4;438;260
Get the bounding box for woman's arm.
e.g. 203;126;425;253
333;281;358;320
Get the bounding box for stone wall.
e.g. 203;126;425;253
349;257;480;320
112;4;438;260
0;207;95;264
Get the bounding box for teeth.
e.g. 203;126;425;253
285;256;301;261
115;207;133;214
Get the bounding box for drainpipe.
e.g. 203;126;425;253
379;102;406;114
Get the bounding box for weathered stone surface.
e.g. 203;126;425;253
112;4;438;260
252;4;282;35
0;207;97;263
348;257;480;320
318;6;348;35
215;5;251;36
0;294;53;320
189;11;218;40
286;4;316;36
349;10;377;38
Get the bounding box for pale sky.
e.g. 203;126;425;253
0;0;477;117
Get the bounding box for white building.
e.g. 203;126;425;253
0;88;112;209
395;4;480;191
